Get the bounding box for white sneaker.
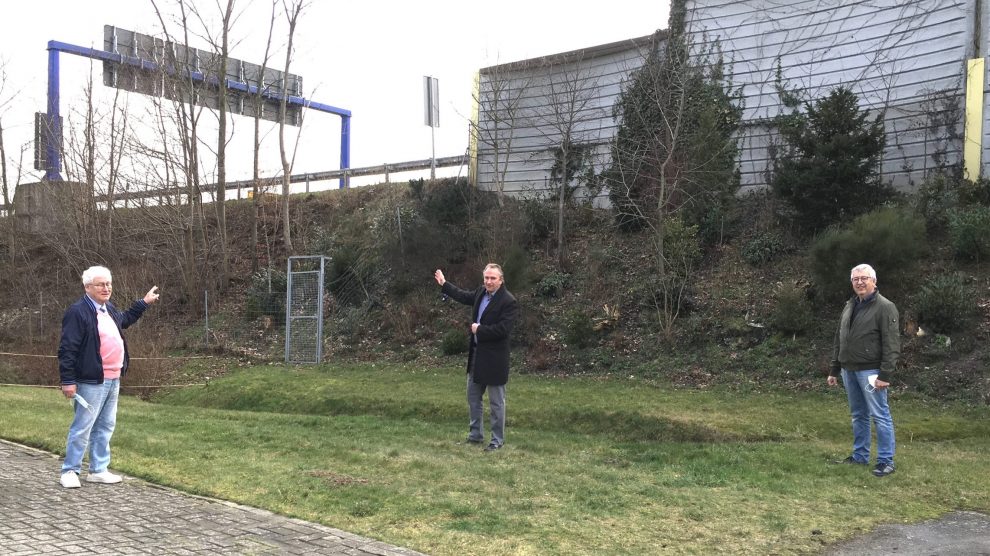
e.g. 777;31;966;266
85;471;122;484
60;471;81;488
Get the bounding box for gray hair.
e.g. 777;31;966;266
81;266;112;286
483;263;504;279
850;263;877;282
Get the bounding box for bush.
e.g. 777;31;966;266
562;308;597;348
420;178;484;229
915;173;960;232
947;206;990;261
809;206;927;302
440;328;468;356
521;198;554;241
958;177;990;207
771;283;814;335
913;273;978;333
741;232;786;266
770;87;894;233
501;245;531;292
537;272;570;298
327;242;377;306
245;268;288;324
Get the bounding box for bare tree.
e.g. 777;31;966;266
607;18;742;337
472;62;531;206
277;0;306;254
151;0;212;300
0;118;7;213
0;58;16;212
251;0;279;273
532;55;605;268
212;0;238;289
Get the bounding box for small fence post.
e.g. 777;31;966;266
204;289;209;349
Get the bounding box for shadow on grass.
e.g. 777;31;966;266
157;387;769;443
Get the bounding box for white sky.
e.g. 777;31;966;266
0;1;669;194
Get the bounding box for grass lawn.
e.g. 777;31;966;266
2;362;989;555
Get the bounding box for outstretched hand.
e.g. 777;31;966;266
144;286;160;305
434;269;446;286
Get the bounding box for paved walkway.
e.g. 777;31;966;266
824;509;990;556
0;439;427;556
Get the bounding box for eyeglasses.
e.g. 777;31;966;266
850;277;873;283
88;282;112;289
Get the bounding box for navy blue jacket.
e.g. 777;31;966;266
58;296;149;385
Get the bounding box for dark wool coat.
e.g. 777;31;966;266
441;282;518;386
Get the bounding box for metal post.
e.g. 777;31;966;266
339;115;351;188
316;256;326;362
45;45;63;181
204;290;209;349
284;259;293;364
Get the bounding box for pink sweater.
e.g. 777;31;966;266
96;308;125;379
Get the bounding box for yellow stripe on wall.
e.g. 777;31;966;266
469;71;480;187
964;58;985;181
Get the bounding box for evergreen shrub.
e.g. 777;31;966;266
440;328;468;355
742;232;786;266
562;308;597;348
537;272;570;298
770;283;814;335
809;207;926;302
770;87;894;233
947;206;990;261
915;173;960;232
913;273;977;333
245;269;288;324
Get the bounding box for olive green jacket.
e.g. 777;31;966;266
829;291;901;382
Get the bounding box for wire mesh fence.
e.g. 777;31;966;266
285;256;328;364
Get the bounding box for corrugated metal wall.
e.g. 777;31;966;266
982;0;990;179
472;37;654;203
473;0;987;198
686;0;976;193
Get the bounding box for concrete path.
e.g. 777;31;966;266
824;509;990;556
0;439;427;556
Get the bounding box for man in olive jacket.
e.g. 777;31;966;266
434;263;518;451
827;263;900;477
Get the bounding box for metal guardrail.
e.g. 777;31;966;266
4;154;468;209
103;154;468;203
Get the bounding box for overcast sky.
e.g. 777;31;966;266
0;1;669;192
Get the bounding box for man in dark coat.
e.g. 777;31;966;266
434;263;518;451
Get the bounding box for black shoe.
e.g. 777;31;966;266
484;443;502;452
830;456;868;465
463;437;483;445
873;462;895;477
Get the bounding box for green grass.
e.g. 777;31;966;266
2;363;989;555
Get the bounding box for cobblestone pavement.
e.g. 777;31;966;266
0;439;427;556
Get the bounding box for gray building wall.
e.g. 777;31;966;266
472;36;655;204
685;0;979;193
473;0;988;198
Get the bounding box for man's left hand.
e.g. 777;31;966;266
875;379;890;390
144;286;160;305
471;323;480;334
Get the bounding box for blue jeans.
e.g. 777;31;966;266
841;369;895;464
62;379;120;474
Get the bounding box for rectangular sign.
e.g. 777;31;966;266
424;76;439;127
102;25;304;126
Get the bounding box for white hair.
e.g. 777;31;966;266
850;263;877;282
81;266;112;286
